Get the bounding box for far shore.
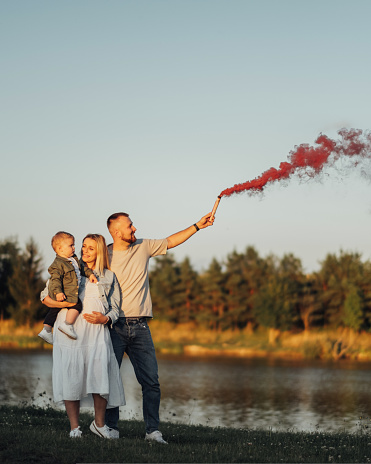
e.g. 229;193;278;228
2;318;371;362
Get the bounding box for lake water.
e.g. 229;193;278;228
1;350;371;432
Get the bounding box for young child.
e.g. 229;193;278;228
38;231;97;344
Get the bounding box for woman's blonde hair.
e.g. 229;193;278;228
82;234;110;273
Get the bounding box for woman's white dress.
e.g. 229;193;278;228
52;280;125;408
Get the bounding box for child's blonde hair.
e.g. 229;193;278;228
51;231;74;252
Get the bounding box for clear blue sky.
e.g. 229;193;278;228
1;0;371;275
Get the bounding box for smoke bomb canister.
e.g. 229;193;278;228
210;195;221;220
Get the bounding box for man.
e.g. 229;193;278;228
104;211;215;443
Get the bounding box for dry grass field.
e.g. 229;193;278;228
2;318;371;361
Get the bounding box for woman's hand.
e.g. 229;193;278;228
83;311;109;325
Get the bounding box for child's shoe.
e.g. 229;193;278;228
38;328;53;345
58;322;77;340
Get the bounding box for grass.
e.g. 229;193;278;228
150;321;371;362
0;320;51;350
3;318;371;361
1;405;371;463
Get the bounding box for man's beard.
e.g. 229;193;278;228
123;235;136;244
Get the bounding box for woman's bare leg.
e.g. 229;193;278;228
64;400;80;430
92;394;108;427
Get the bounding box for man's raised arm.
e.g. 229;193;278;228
166;212;214;250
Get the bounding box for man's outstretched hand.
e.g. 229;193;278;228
197;212;215;229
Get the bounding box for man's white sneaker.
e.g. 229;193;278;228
38;328;53;345
145;430;168;444
70;426;82;438
58;322;77;340
90;420;115;439
108;428;119;439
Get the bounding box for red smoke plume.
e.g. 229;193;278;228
220;128;371;197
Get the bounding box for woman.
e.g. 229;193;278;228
42;234;124;438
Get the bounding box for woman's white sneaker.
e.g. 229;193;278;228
70;426;82;438
145;430;168;444
90;420;115;439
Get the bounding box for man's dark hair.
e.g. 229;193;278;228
107;212;129;230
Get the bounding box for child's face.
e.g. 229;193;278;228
57;238;75;259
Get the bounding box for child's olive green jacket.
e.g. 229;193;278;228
48;254;92;303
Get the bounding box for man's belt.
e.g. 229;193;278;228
123;317;148;324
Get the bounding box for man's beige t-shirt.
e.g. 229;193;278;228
108;238;167;318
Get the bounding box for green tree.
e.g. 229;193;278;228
224;250;250;330
177;257;200;322
342;285;363;331
318;251;369;329
0;237;20;319
241;246;272;330
8;238;44;325
360;260;371;329
252;253;303;333
298;273;324;331
223;247;269;330
198;258;227;330
149;254;182;322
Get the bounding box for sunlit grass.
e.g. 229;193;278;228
0;320;50;349
1;404;371;463
2;318;371;360
149;321;371;361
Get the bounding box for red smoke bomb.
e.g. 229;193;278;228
218;128;371;198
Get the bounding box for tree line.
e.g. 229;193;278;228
0;237;45;324
149;246;371;332
1;236;371;332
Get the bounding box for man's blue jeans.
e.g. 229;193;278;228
105;318;161;433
